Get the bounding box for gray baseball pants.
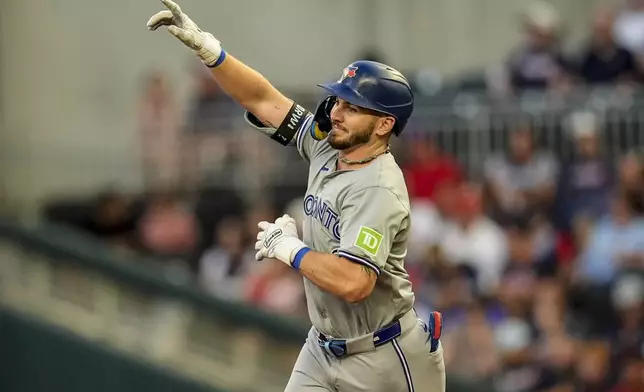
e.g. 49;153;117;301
283;310;446;392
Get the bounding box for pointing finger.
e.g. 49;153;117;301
161;0;183;18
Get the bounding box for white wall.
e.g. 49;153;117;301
0;0;604;215
375;0;604;74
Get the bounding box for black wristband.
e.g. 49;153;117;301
271;102;309;146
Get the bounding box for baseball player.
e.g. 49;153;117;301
147;1;445;391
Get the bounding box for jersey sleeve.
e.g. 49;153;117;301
334;187;408;276
243;104;329;163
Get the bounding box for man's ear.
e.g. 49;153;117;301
375;116;396;137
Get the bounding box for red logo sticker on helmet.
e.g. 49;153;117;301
339;66;358;82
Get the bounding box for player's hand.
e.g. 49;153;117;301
147;0;223;67
255;214;307;267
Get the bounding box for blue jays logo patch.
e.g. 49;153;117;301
339;66;358;82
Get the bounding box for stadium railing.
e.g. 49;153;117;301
404;86;644;178
178;86;644;194
0;218;493;392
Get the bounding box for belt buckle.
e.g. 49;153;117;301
325;341;346;357
317;334;346;358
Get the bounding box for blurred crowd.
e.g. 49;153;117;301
404;118;643;392
487;0;644;95
40;1;643;392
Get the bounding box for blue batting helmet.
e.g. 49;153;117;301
316;60;414;136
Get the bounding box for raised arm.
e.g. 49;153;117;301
207;55;291;129
147;0;292;131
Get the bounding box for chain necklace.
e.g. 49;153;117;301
339;145;391;165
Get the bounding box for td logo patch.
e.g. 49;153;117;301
355;226;383;256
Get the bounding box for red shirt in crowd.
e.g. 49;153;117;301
404;156;463;201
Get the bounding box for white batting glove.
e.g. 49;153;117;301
147;0;224;68
255;214;309;268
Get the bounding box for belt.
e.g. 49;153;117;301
315;309;417;358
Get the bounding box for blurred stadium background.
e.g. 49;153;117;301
0;0;643;391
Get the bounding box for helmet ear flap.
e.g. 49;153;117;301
313;96;337;133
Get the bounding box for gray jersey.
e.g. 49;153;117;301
245;108;415;339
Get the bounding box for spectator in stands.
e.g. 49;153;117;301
491;295;540;392
442;301;499;386
483;124;559;220
186;63;239;136
568;193;643;341
182;63;240;188
198;216;254;300
575;192;644;286
566;8;642;86
503;215;550;280
421;266;476;331
531;280;578;390
438;183;508;297
556;111;615;231
406;192;449;266
610;274;644;379
614;0;644;58
403;132;463;202
229;123;287;199
488;0;568;94
406;182;464;319
192;188;246;258
137;191;198;263
402;132;464;269
138;70;182;189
